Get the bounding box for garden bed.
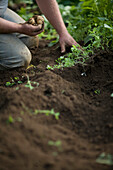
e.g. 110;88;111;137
0;39;113;170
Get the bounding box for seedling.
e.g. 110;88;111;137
6;116;14;124
94;89;101;94
15;87;19;90
34;109;60;120
6;116;22;124
111;93;113;97
5;81;15;87
14;77;19;80
48;140;62;152
5;77;23;87
24;74;39;90
96;152;113;165
21;102;59;119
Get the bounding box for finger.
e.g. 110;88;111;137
33;24;42;32
60;42;66;53
31;27;44;36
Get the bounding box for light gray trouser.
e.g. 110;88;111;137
0;8;39;70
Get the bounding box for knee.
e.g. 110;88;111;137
20;36;39;49
21;48;32;68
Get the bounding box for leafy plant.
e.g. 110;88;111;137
47;44;90;70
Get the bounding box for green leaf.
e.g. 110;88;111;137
18;81;23;84
111;93;113;97
7;116;14;124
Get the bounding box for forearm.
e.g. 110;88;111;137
36;0;68;36
0;17;21;34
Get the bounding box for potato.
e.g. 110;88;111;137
27;17;35;25
27;15;44;26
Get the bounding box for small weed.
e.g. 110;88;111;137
94;89;101;94
5;77;23;87
5;81;15;87
111;93;113;97
62;90;65;94
15;87;19;90
6;116;22;124
21;102;60;120
24;74;39;90
96;152;113;166
34;109;60;120
48;140;62;152
6;116;14;124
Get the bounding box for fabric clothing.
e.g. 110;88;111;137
0;8;39;70
0;0;8;17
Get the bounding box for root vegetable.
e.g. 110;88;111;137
26;15;44;30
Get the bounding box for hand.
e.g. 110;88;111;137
59;31;81;53
19;23;44;36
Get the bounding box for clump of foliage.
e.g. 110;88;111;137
5;77;22;87
59;0;113;49
47;0;113;69
47;44;90;70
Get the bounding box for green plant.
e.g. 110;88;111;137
34;109;60;120
6;116;14;124
96;152;113;165
6;116;22;124
111;93;113;97
5;77;23;87
48;140;62;152
24;75;39;90
94;89;101;94
47;44;90;70
21;102;60;120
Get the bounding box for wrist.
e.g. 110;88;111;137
16;23;23;34
58;28;68;37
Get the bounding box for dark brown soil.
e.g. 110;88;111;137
0;39;113;170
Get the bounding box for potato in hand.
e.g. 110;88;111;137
26;15;44;30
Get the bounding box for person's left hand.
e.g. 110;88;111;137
59;31;81;53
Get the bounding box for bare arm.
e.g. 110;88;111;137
36;0;79;52
36;0;67;36
0;17;21;33
0;17;44;35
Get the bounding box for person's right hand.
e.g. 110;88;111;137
19;23;44;36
